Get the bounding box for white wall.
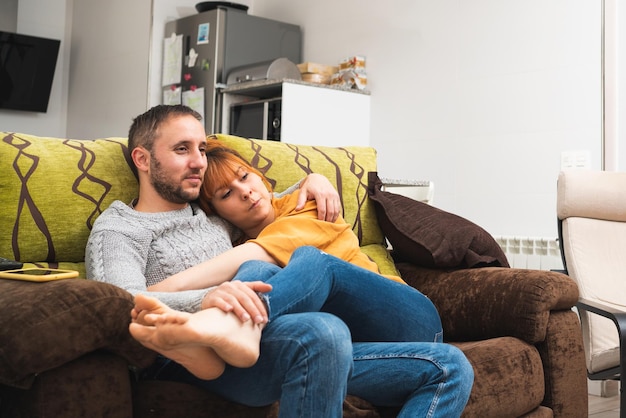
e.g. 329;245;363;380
0;0;18;32
0;0;70;137
250;0;602;239
66;0;152;138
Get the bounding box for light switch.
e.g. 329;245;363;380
560;150;590;170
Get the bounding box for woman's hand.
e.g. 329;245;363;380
201;280;272;324
297;173;341;222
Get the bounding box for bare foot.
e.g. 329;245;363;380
130;295;226;380
129;295;263;379
135;307;263;368
130;321;226;380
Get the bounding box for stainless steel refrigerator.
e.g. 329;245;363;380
163;6;301;134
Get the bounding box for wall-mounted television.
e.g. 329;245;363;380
0;31;61;113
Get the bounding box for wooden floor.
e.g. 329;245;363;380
589;394;620;417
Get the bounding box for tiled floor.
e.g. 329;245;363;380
589;393;620;417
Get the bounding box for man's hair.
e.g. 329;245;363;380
128;105;202;153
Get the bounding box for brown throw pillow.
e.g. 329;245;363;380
368;172;509;269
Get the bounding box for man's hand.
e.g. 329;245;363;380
297;173;341;222
201;280;272;324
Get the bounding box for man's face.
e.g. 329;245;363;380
148;115;207;204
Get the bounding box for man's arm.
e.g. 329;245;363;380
86;227;210;313
149;242;275;292
86;224;270;321
278;173;340;222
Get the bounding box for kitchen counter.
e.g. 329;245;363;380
219;78;370;99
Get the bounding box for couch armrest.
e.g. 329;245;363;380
0;278;156;389
396;263;579;343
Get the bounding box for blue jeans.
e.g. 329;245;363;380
239;246;443;343
146;246;474;417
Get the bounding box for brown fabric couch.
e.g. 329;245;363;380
0;131;587;417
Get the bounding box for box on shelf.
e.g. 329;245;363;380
297;62;338;75
297;62;339;85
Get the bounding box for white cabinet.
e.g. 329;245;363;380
220;80;370;147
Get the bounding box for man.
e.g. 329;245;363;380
86;104;473;417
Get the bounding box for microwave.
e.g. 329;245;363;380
230;98;282;141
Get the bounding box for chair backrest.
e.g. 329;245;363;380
557;170;626;374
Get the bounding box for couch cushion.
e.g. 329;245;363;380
0;132;137;264
215;134;385;248
454;337;544;417
368;172;509;269
135;381;382;418
0;351;136;417
0;278;155;389
134;380;272;418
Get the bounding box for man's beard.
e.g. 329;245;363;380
150;157;200;204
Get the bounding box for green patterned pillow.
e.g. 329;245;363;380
214;134;385;248
360;243;400;277
0;132;137;264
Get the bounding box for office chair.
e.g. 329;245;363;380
557;169;626;417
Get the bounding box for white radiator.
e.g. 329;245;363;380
494;236;564;271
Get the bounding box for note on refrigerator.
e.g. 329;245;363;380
182;87;205;120
162;33;183;87
163;86;181;105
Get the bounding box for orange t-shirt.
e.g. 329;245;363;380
247;190;405;284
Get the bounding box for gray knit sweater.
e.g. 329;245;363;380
85;200;238;312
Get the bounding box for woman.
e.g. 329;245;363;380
199;141;405;284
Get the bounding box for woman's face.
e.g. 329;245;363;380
209;166;274;232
